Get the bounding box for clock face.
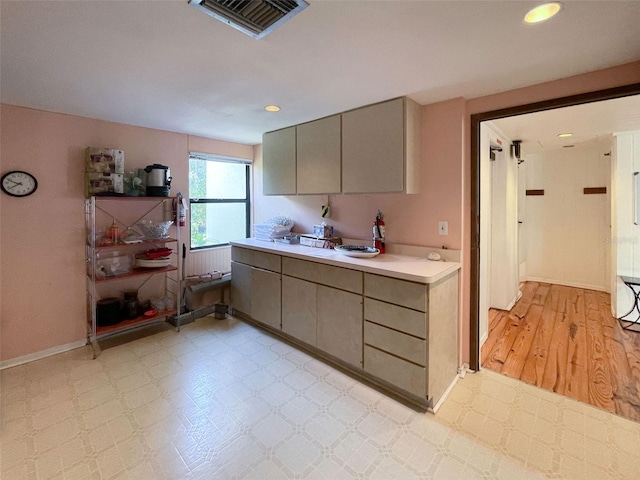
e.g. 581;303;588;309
1;171;38;197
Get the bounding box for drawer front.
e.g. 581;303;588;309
364;273;427;312
282;257;362;294
364;322;426;366
252;251;281;273
364;345;426;398
231;246;253;265
231;247;281;273
364;298;426;338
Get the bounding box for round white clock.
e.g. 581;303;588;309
1;170;38;197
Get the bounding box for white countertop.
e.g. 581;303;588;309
230;238;461;284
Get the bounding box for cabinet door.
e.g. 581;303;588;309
251;268;282;330
342;98;405;193
231;261;252;317
316;285;363;368
263;127;296;195
281;276;317;346
296;115;341;194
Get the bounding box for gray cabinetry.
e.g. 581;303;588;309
282;256;364;368
230;261;252;317
296;115;341;194
263;126;296;195
281;275;317;346
231;246;282;329
363;272;458;406
342;97;421;194
229;243;459;409
251;268;281;329
262;96;421;195
316;285;363;368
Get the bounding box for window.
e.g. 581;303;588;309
189;153;251;249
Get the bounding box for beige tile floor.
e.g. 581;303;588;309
1;316;639;479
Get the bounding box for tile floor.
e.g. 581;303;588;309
1;316;639;479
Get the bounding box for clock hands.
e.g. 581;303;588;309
7;180;23;188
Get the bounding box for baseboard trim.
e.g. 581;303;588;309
429;369;462;414
0;340;86;370
526;277;607;292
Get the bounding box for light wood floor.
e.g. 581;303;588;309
482;282;640;423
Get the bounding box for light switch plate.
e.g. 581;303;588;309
438;221;448;236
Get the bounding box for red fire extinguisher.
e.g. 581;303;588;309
176;192;186;227
373;210;385;254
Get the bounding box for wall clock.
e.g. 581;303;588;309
1;170;38;197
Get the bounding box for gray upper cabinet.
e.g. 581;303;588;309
342;97;421;194
262;97;421;195
263;126;296;195
296;115;341;194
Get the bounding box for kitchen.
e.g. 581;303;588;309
2;1;640;478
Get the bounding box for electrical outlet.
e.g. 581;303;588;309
438;221;448;236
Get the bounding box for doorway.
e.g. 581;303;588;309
470;83;640;421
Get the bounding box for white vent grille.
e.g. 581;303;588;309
189;0;309;39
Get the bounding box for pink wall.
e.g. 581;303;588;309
2;60;640;364
0;105;251;361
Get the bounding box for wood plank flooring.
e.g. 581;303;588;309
482;282;640;423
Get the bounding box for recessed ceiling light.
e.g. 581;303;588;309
524;2;562;24
264;105;280;112
558;132;573;138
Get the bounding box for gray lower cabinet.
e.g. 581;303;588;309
251;268;281;329
231;245;459;408
230;261;252;317
281;275;317;345
363;272;459;406
316;285;363;368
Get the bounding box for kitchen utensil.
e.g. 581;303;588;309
96;297;122;326
144;164;171;196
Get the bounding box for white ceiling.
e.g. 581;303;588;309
490;93;640;155
2;1;640;145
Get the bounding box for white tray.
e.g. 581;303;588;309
334;245;380;258
135;257;171;268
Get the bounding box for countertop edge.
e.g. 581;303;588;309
230;240;461;284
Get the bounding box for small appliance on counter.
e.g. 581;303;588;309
144;163;172;196
299;234;341;249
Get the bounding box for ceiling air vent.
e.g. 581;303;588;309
188;0;309;39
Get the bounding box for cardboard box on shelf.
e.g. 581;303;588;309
85;147;125;174
85;172;124;197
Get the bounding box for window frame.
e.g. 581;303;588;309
189;152;251;251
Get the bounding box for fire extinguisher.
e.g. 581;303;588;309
373;210;385;254
176;192;186;227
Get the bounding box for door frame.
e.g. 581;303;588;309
469;82;640;372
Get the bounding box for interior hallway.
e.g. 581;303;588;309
482;281;640;423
